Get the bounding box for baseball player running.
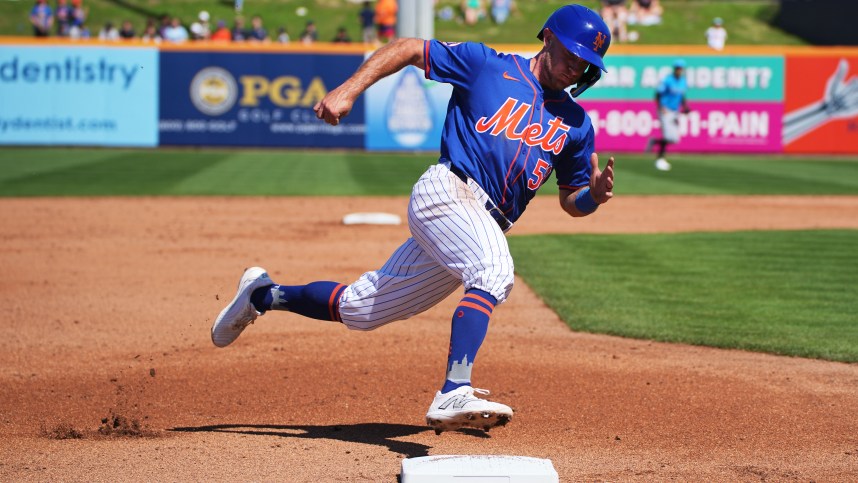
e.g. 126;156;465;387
212;4;615;434
648;58;690;171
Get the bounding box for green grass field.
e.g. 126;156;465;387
1;147;856;362
0;0;805;47
2;148;858;196
509;230;858;362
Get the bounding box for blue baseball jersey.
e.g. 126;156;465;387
423;40;594;223
657;74;687;111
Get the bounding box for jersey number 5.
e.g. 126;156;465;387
527;159;551;190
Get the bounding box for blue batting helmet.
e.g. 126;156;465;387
537;4;611;73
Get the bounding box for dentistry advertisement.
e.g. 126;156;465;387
0;45;159;146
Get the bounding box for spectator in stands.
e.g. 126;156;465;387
705;17;727;51
600;0;628;43
276;26;290;43
70;0;87;31
490;0;513;25
118;19;135;40
248;15;269;42
375;0;397;43
231;17;249;42
647;59;691;171
358;1;376;45
98;21;119;41
55;0;72;36
437;5;455;21
628;0;663;26
68;21;90;39
211;20;232;42
190;10;211;41
162;16;189;43
158;14;171;38
30;0;54;37
300;20;318;44
462;0;483;25
332;26;351;43
140;21;162;43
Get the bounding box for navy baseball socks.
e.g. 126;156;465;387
441;289;495;393
426;289;514;433
251;281;347;322
211;267;347;348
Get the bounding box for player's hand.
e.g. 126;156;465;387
589;153;614;204
313;86;355;126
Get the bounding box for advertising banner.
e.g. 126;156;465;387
592;55;784;101
574;54;785;153
0;45;158;146
365;65;452;151
782;55;858;153
365;51;787;153
159;51;365;147
580;101;782;153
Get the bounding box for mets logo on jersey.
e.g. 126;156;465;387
593;32;607;52
474;97;570;154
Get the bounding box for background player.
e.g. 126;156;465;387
647;58;690;171
211;4;616;434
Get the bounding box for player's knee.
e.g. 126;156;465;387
496;274;515;303
338;303;380;331
341;318;382;331
470;271;514;304
338;301;409;331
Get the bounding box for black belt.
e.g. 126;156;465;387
448;165;512;232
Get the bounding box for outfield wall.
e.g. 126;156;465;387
1;39;856;153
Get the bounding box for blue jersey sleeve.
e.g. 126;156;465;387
657;77;668;96
555;124;595;190
423;40;491;91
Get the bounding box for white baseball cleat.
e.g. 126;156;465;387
654;158;672;171
425;386;513;434
211;266;273;348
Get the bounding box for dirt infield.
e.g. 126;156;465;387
1;196;857;482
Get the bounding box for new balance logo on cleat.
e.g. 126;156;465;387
437;394;470;410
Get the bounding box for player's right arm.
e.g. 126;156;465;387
313;38;425;126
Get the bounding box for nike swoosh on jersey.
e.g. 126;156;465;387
502;71;520;82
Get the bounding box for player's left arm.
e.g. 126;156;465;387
559;153;614;218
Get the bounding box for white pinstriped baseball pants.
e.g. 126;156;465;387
339;163;515;331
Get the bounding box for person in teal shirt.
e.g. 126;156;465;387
648;59;691;171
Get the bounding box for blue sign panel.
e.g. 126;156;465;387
365;65;451;151
159;51;365;147
0;46;158;146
